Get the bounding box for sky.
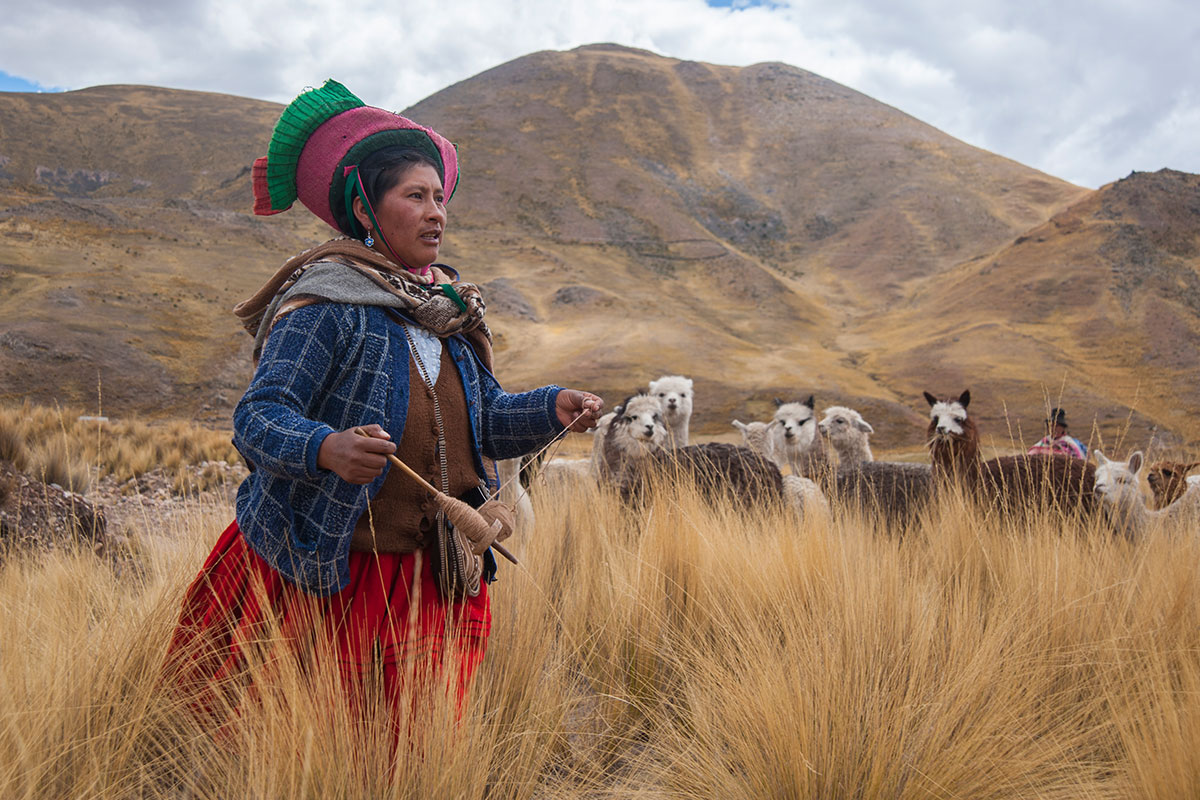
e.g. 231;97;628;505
0;0;1196;189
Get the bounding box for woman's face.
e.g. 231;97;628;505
358;163;446;269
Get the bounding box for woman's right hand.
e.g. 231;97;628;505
317;424;396;484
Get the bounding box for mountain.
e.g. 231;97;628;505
0;45;1195;452
865;169;1200;446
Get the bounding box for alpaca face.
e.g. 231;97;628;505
927;400;968;439
1093;450;1144;505
649;375;693;420
818;407;873;438
773;402;817;446
614;396;666;446
1146;460;1200;508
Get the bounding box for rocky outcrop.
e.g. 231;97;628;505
0;461;107;555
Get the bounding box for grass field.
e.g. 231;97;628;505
2;464;1199;798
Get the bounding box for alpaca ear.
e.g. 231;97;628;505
1128;451;1143;474
732;420;747;431
774;397;784;407
923;391;938;407
1095;450;1107;465
804;395;815;409
614;404;626;418
958;389;971;408
857;419;875;434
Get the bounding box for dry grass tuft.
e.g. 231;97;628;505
1;468;1198;797
0;420;28;469
0;401;240;493
26;435;91;493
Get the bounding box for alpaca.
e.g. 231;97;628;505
1093;450;1200;537
813;404;928;526
649;375;694;447
783;474;832;518
830;461;931;528
818;406;874;467
732;419;776;462
597;392;668;485
622;441;827;517
768;396;829;478
602;396;824;516
1146;459;1200;509
924;389;1096;517
623;442;781;509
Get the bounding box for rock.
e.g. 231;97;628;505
481;278;541;321
552;285;615;307
0;460;107;555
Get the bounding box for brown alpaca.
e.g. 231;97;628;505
924;389;1096;516
1146;460;1200;509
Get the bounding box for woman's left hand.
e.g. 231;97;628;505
555;389;604;432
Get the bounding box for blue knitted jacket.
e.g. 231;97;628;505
232;302;563;595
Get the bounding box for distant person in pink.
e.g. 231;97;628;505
1027;407;1087;460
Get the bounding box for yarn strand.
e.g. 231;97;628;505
494;409;589;500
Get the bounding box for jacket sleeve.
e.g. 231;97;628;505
478;365;565;461
232;304;350;479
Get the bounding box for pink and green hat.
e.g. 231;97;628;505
251;79;458;233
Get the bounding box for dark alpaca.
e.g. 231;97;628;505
831;461;932;528
924;389;1096;517
1146;460;1200;509
621;442;785;511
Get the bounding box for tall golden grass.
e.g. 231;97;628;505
1;473;1198;798
0;401;241;494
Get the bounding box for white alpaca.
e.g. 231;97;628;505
732;419;776;462
768;396;829;477
818;406;874;467
597;393;668;484
648;375;693;447
1093;449;1200;538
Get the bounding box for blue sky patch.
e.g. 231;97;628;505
0;71;61;92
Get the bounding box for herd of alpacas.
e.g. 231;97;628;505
500;378;1200;538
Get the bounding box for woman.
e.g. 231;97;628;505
1027;407;1087;460
168;80;602;719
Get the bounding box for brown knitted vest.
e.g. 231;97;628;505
351;342;480;552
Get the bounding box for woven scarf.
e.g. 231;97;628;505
234;238;488;362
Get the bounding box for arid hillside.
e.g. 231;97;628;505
0;44;1196;451
862;169;1200;449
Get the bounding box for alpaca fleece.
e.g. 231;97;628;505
832;461;931;527
621;442;785;511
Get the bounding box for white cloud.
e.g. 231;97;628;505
0;0;1196;187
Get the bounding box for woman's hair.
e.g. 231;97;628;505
336;145;445;237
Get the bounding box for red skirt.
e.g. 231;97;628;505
166;520;490;721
